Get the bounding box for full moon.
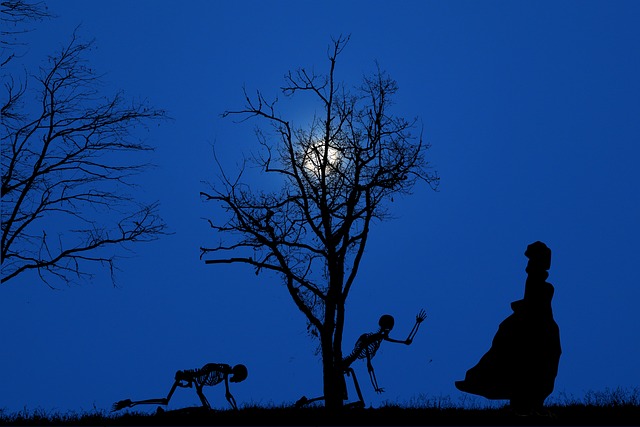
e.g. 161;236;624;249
303;142;342;178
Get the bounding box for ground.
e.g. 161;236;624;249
2;403;639;426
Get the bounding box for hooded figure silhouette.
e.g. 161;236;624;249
455;241;561;415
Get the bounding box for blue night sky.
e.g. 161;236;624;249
1;0;639;414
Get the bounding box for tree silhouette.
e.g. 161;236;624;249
200;35;438;410
1;27;167;285
1;0;52;68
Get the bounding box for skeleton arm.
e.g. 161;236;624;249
365;350;384;393
224;375;238;410
404;309;427;344
384;336;408;344
382;310;427;345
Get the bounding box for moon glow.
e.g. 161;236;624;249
303;142;342;178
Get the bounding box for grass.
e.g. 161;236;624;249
1;387;638;426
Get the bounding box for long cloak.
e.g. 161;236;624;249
455;275;561;403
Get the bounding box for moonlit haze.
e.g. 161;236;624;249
303;142;343;179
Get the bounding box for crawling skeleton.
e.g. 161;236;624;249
112;363;247;412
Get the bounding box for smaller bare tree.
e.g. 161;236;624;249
1;31;167;286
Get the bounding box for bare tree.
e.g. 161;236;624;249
200;35;438;409
1;0;52;67
1;30;167;286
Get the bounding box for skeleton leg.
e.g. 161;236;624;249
112;398;167;411
294;396;321;407
295;367;368;408
195;384;212;410
295;375;355;407
112;379;181;412
295;373;345;407
344;367;365;408
342;370;349;400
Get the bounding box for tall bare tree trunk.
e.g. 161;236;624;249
322;259;346;409
321;321;344;411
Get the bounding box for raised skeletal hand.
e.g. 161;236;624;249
405;309;427;345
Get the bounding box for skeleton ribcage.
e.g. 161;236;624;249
342;333;382;368
184;363;224;387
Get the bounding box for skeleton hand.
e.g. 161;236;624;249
111;399;132;412
416;309;427;323
226;391;238;410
